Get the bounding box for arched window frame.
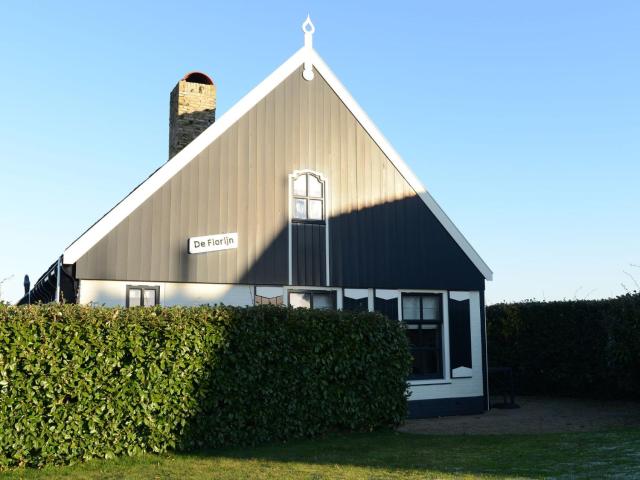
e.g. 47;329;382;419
288;169;330;285
290;170;326;224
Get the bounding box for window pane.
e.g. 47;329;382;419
406;325;421;347
402;296;420;320
143;289;157;306
308;175;322;197
424;349;441;375
406;322;442;378
308;199;323;220
256;295;283;305
293;174;307;196
289;292;311;308
422;296;440;320
412;348;441;377
312;293;334;310
421;326;439;347
128;288;141;307
293;198;307;219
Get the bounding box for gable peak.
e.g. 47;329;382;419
302;15;316;81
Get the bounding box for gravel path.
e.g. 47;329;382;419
399;396;640;435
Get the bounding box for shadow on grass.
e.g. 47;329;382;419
3;429;640;479
172;428;640;479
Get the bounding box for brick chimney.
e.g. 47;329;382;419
168;72;216;159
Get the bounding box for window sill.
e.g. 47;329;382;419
409;379;452;387
291;219;326;225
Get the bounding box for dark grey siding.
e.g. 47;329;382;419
291;223;326;286
75;65;484;290
329;196;483;290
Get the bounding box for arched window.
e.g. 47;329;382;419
291;172;325;222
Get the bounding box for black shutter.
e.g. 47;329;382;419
343;296;368;312
448;295;472;371
374;297;398;320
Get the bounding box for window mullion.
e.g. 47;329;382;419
306;174;310;199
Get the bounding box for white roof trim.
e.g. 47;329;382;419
309;51;493;280
63;48;306;265
63;46;492;281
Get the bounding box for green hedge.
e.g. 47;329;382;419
487;293;640;398
0;304;411;468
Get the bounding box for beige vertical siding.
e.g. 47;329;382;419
76;65;482;289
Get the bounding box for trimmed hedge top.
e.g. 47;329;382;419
487;292;640;398
0;304;412;468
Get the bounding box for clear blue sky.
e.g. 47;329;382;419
1;1;638;304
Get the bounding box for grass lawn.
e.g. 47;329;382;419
2;428;639;479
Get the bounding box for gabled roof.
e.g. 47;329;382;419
62;44;493;281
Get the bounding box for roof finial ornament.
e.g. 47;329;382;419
302;15;315;81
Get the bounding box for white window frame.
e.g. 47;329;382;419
126;284;161;307
288;170;330;286
283;285;342;309
399;289;451;386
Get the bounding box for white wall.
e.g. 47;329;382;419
78;280;485;401
78;279;254;307
164;283;253;306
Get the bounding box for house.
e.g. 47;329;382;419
19;18;493;418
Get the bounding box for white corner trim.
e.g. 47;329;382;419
310;51;493;281
63;45;492;282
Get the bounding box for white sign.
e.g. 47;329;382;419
188;232;238;254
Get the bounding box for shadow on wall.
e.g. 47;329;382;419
238;194;484;291
19;194;485;305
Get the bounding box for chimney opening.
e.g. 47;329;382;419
169;71;217;159
183;72;214;85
